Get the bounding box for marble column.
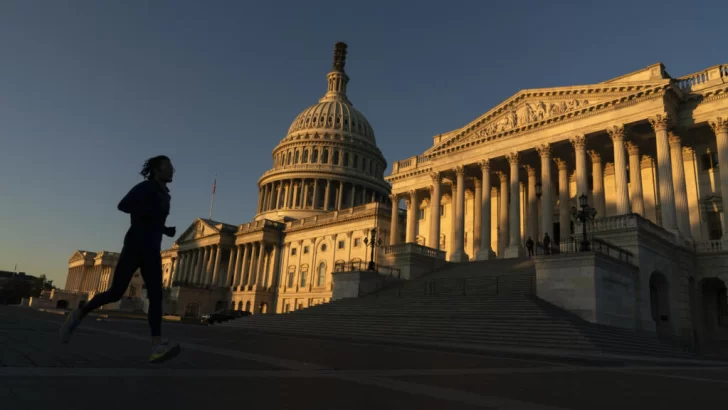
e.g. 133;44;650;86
175;253;185;284
337;182;344;210
243;244;254;286
476;160;493;260
254;242;266;287
607;125;631;215
649;114;679;235
589;150;606;219
526;165;538;243
232;245;242;287
350;185;357;208
323;180;331;211
212;245;222;286
257;187;263;213
555;158;570;245
267;244;279;289
291;182;299;209
237;244;248;287
226;246;236;286
473;177;482;252
625;141;645;217
275;183;282;210
537;145;553;244
669;133;692;240
450;182;457;256
452;166;467;262
312;179;319;209
429;172;441;250
302;180;310;209
389;194;399;245
198;247;208;285
505;153;523;258
206;246;217;284
283;181;291;209
571;134;589;198
405;190;418;244
498;171;509;256
709;117;728;239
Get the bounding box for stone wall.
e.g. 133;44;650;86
534;252;638;329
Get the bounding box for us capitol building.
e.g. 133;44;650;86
59;43;728;348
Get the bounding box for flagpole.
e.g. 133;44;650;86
209;174;217;220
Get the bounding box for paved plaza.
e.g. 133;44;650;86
1;306;726;410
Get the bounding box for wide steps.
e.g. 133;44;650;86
223;258;694;359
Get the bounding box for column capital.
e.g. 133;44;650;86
648;113;670;132
625;141;640;156
553;157;568;170
430;171;441;183
569;134;587;150
389;193;399;203
454;166;466;176
709;117;728;134
525;165;536;177
668;132;682;148
478;159;490;171
473;177;482;188
496;171;508;183
408;189;418;200
606;124;625;141
505;152;519;165
536;144;551;158
588;150;601;163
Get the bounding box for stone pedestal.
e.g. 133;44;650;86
331;270;386;301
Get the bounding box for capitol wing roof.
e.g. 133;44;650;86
175;218;235;244
423;63;672;156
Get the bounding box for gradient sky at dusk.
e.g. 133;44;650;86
0;0;725;284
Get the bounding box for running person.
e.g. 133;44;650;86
60;155;181;363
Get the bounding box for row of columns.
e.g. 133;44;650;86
258;179;385;213
274;146;381;178
173;242;279;291
391;114;726;258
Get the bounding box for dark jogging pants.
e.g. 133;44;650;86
81;242;163;337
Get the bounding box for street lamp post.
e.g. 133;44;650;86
363;228;382;271
571;193;597;252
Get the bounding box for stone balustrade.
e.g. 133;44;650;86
695;239;726;254
575;213;693;249
391;155;431;174
283;202;389;232
675;64;727;91
383;243;447;260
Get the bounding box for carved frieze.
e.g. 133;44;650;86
474;99;589;138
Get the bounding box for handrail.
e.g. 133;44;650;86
533;236;633;264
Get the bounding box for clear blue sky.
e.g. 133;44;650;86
0;0;724;285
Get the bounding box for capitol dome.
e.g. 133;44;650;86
254;42;390;221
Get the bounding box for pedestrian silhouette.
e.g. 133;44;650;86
60;155;181;363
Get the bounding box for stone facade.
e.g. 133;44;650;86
386;62;728;347
64;250;145;304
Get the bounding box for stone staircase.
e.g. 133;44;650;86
222;258;696;360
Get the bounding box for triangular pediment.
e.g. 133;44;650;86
175;218;227;244
68;250;95;264
425;75;671;155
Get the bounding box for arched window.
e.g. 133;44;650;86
343;152;349;167
237;301;243;311
302;149;309;163
245;301;251;312
333;150;340;165
286;151;291;165
294;150;300;164
353;155;359;169
322;149;329;164
317;262;326;287
311;149;318;163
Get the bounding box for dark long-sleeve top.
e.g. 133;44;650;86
117;180;171;248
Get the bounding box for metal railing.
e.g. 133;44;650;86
532;236;634;264
333;261;401;277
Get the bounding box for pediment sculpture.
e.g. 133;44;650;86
474;99;589;138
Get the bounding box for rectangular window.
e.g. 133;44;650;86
418;209;425;220
303;246;310;254
354;238;362;247
338;240;345;249
440;206;445;217
291;248;297;256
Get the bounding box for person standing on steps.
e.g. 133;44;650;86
60;155;181;364
543;233;551;255
526;237;534;257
